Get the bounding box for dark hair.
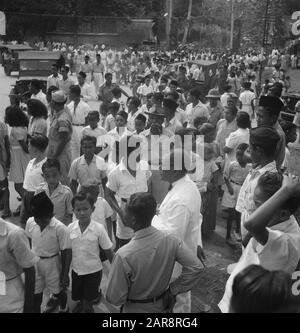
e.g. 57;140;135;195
108;102;120;113
105;72;113;79
279;120;297;134
88;110;100;120
30;79;41;91
71;191;94;209
243;82;252;90
189;88;202;99
167;91;179;101
193;116;208;128
170;80;178;87
237;111;251;129
127;192;157;226
70;85;81;97
78;71;87;79
135;113;147;124
62;65;69;73
30;193;54;218
224;84;232;92
231;265;293;313
29;134;49;152
256;172;283;199
160;76;168;84
81;135;97;146
226;105;238;116
236;143;249;155
46;86;59;100
111;87;122;97
42;159;60;173
146;92;154;99
129;97;141;108
116;110;128;122
27;99;48;119
5;106;29;127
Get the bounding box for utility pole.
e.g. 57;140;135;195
165;0;173;49
230;0;235;50
182;0;193;45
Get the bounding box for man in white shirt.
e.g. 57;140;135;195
152;149;203;313
77;71;93;103
68;85;91;161
47;64;62;90
186;88;209;128
162;98;183;138
91;54;105;96
58;66;74;97
236;127;280;238
30;79;47;106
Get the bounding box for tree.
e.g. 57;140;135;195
182;0;193;45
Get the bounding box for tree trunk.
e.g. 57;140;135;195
182;0;193;45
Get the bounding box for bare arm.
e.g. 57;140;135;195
104;247;114;263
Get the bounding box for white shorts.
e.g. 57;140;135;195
35;256;61;294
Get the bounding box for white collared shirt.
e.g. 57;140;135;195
152;175;202;255
67;99;91;125
219;216;300;313
236;161;277;237
47;74;62;90
163;117;183;138
31;91;47;106
66;219;113;275
25;217;69;257
81;125;107;146
186;102;209;128
78;83;93;102
23;157;47;192
91;196;114;228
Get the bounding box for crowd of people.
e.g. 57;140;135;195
1;41;300;314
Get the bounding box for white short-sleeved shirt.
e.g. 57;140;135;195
239;90;256;116
81;125;107;146
219;216;300;313
23;158;47;192
107;159;151;239
66;220;113;275
91;196;114;227
186;102;209;128
67;100;91;125
25;217;69;257
225;128;249;166
137;84;154;97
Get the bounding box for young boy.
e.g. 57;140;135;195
20;134;48;228
81;111;107;155
25;192;70;313
68;135;107;197
134;113;147;135
65;192;114;313
222;143;252;245
36;159;73;226
104;102;119;132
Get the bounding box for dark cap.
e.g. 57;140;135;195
30;191;54;218
259;95;284;113
163;98;178;111
250;126;280;151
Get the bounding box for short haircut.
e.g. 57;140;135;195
237;111;251;129
256;172;283;199
5;106;29;127
30;192;54;218
27;99;48;118
78;71;87;79
127;192;157;226
88;110;100;120
30;79;41;91
71;191;94;208
129;97;141;108
224;84;232;92
135;113;146;124
146;92;154;99
236;143;249;155
243;82;251;90
30;134;49;152
81;135;97;146
70;85;81;97
160;76;168;84
111;87;122;97
166;91;179;101
62;65;69;73
108;102;120;112
105;72;112;79
42;159;61;173
189;88;202;99
116;110;128;121
170;80;178;87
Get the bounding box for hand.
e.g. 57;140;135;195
162;288;176;313
60;274;70;289
197;245;206;265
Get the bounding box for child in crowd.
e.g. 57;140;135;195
36;159;73;226
26;192;70;313
137;75;154;105
280;120;297;176
20;134;48;228
69;135;107;197
134;113;147;135
200;143;219;236
104;102;119;132
81;111;107;154
65;192;114;313
0;118;11;218
222;143;251;245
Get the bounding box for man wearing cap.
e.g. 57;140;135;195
206;89;223;127
163;99;183;138
152;149;203;313
48;90;72;186
256;95;286;170
236;126;280;238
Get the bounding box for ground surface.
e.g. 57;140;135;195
1;67;300;313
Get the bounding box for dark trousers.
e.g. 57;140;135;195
20;190;35;228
